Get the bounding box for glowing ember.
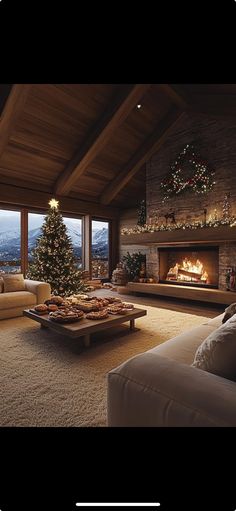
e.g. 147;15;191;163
167;257;208;284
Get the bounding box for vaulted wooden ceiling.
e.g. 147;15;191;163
0;83;235;210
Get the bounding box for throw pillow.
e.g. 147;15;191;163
3;273;25;293
0;277;3;293
192;315;236;381
222;302;236;323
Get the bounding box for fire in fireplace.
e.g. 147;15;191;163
159;246;219;289
167;258;208;284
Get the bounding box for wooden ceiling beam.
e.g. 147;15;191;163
158;84;190;109
159;85;236;117
54;84;151;196
0;182;119;219
100;108;185;205
0;84;32;158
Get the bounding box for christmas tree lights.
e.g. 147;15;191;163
27;200;88;296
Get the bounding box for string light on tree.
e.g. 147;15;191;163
27;200;88;296
222;193;231;220
137;199;146;226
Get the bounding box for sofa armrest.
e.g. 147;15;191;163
24;279;51;304
107;353;236;427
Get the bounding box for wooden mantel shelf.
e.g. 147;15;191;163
120;225;236;245
127;282;236;305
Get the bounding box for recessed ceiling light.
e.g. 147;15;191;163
137;104;142;109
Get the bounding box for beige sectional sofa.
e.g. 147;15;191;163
0;279;51;319
107;313;236;427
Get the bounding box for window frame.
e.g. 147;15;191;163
0;204;22;274
91;217;111;281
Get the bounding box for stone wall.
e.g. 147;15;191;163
219;242;236;290
146;111;236;224
119;208;149;261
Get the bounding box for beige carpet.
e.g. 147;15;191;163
0;305;209;427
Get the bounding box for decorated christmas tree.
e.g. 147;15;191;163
27;199;88;296
137;199;146;226
222;193;231;221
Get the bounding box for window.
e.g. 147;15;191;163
28;212;46;262
0;209;21;274
63;216;83;269
92;219;109;279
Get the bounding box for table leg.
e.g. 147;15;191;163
83;334;91;348
130;319;135;330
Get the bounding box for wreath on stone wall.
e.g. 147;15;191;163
160;143;216;203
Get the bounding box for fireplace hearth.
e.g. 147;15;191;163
159;246;219;289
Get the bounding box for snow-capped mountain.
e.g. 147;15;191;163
0;230;21;244
92;227;108;244
65;225;82;246
0;221;108;261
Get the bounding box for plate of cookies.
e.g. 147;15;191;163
49;309;85;323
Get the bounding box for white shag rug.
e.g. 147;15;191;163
0;306;208;427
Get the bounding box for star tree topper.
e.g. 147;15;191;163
49;198;59;209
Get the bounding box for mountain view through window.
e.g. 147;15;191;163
0;210;109;276
0;209;21;273
92;220;109;278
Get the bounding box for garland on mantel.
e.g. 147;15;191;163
121;217;236;236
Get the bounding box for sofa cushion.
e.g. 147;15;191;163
148;323;217;365
222;302;236;324
192;315;236;381
0;277;3;293
3;273;25;292
0;291;36;310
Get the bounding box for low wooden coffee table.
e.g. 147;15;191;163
23;307;147;347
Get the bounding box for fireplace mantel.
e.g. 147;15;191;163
120;225;236;245
126;282;236;305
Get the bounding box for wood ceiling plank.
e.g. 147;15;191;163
100;108;185;205
54;84;151;196
0;84;32;158
158;84;189;109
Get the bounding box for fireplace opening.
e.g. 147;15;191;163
159;246;219;289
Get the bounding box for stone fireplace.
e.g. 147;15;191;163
158;245;219;289
145;241;236;291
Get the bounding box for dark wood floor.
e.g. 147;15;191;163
95;288;225;318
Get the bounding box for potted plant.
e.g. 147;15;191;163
122;252;146;282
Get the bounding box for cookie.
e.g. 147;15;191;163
86;310;109;320
34;304;48;313
47;304;58;312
